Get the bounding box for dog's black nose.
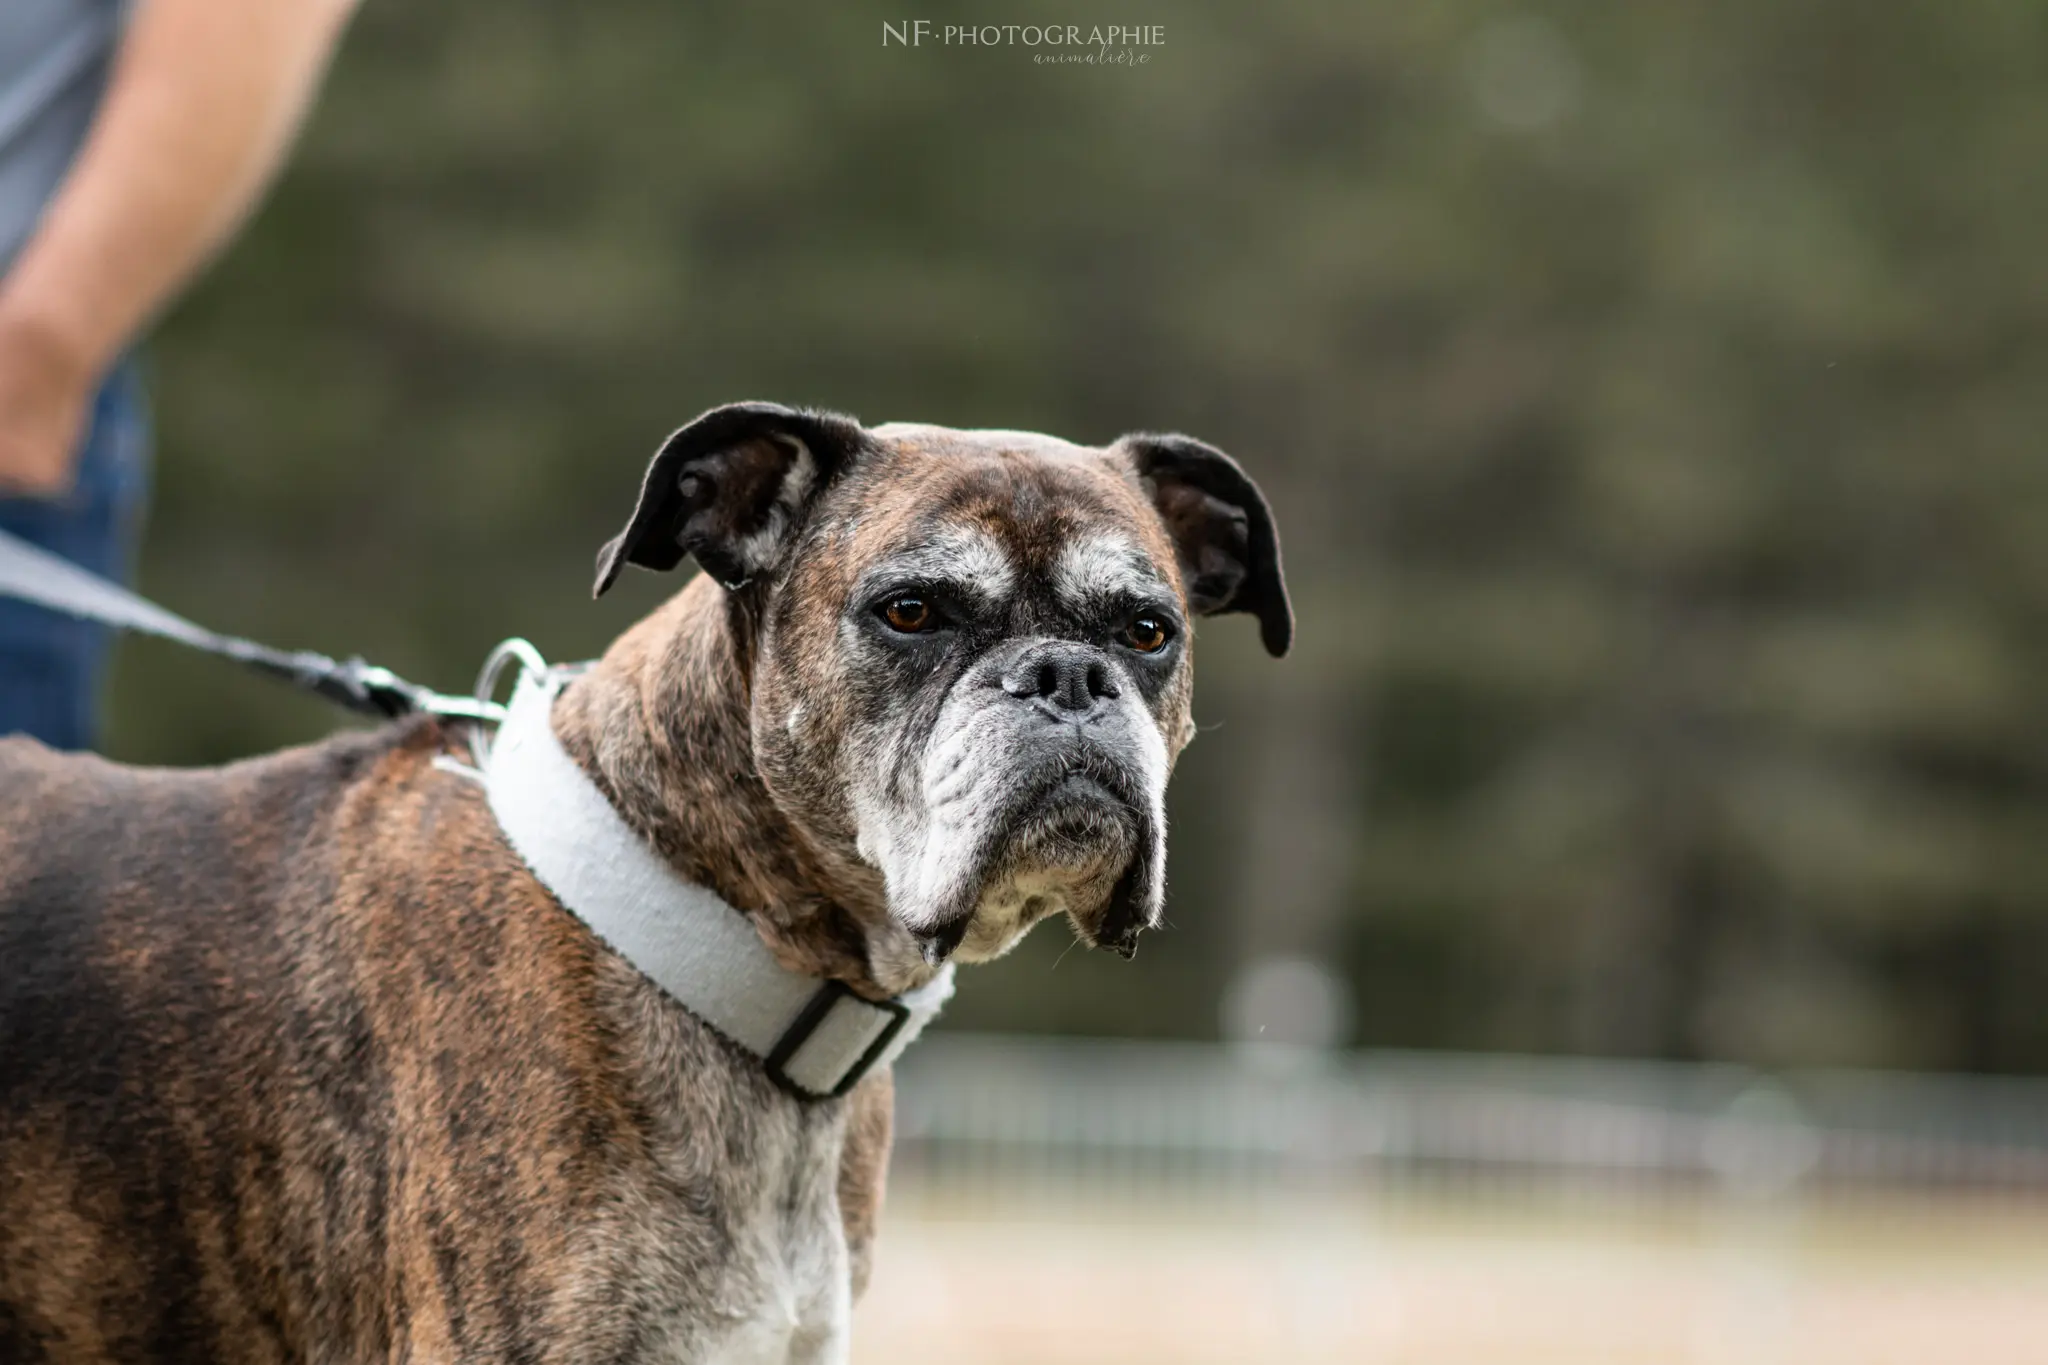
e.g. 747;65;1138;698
1001;642;1121;717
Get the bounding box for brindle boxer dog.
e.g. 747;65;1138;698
0;403;1290;1363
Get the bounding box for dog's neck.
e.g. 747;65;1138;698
550;577;930;1000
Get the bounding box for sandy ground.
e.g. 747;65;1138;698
852;1180;2048;1365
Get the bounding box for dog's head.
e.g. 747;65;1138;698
594;402;1290;968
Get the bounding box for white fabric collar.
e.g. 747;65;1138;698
480;668;954;1100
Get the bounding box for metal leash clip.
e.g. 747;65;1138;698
444;637;591;777
423;636;553;781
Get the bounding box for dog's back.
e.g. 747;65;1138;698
0;728;422;1360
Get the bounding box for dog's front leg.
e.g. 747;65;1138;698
835;1069;894;1303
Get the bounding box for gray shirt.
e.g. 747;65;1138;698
0;0;124;274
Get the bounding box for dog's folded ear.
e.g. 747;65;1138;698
594;402;867;597
1116;434;1293;657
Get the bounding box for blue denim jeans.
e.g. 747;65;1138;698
0;356;152;751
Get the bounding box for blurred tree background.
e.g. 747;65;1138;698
104;0;2048;1073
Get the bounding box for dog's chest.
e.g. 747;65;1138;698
692;1142;852;1365
583;1030;855;1365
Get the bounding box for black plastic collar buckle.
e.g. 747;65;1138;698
763;980;913;1101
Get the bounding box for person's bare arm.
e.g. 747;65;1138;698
0;0;360;495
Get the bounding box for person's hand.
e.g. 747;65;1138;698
0;311;94;499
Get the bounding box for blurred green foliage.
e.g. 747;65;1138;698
106;1;2048;1071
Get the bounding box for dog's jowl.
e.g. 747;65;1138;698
0;404;1290;1364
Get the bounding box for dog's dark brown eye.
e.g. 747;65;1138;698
1123;616;1171;653
881;597;936;633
